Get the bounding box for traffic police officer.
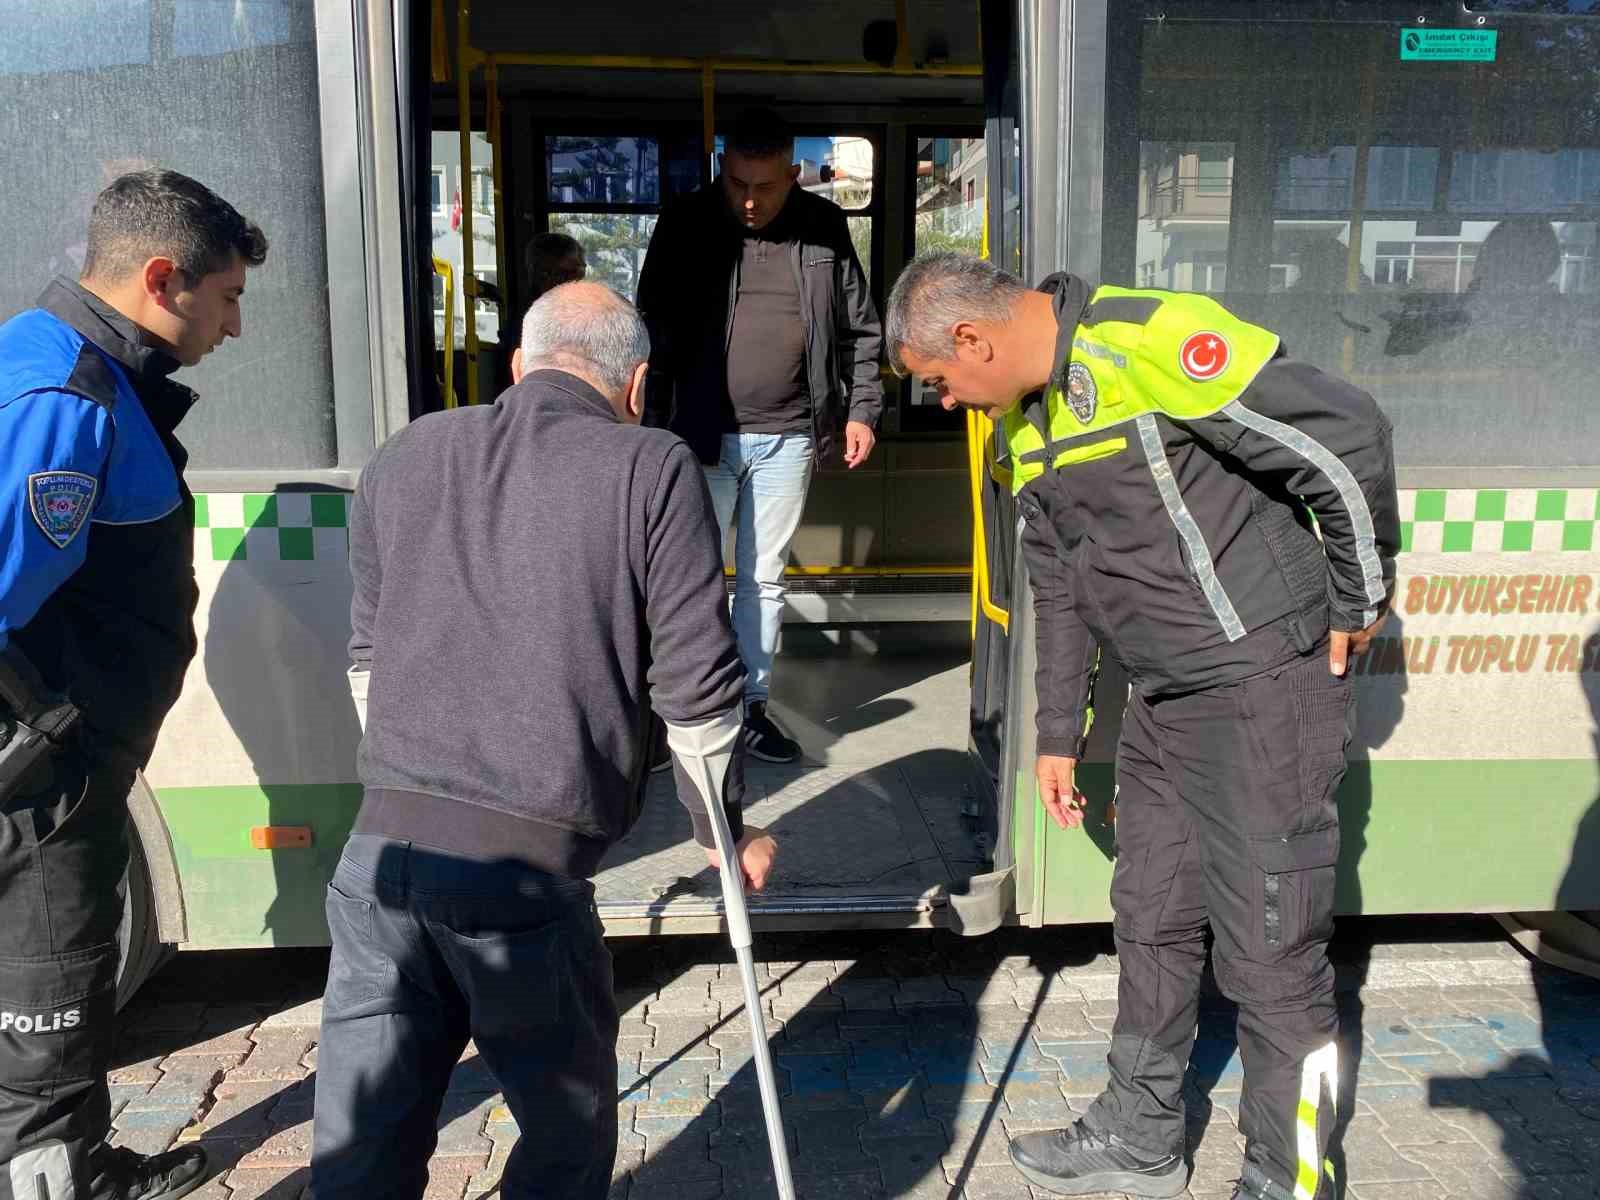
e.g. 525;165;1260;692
885;253;1399;1200
0;170;266;1200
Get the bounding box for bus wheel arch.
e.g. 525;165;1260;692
118;772;187;1010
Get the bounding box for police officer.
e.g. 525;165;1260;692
0;170;266;1200
885;253;1399;1200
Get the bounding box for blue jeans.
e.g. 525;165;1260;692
703;432;815;704
310;835;618;1200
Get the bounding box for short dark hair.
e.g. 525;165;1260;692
81;169;268;284
724;107;794;161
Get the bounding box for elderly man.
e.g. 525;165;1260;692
310;282;777;1200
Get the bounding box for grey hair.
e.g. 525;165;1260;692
520;282;650;396
884;251;1029;374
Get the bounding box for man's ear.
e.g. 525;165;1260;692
142;256;181;308
511;347;525;384
952;320;994;363
625;361;648;422
787;162;802;183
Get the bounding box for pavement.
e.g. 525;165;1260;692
109;920;1600;1200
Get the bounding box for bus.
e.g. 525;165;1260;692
4;0;1596;1002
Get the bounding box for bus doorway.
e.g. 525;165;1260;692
422;0;1022;933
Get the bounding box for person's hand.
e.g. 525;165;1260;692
843;421;876;469
705;824;778;891
1329;610;1388;676
1036;755;1085;830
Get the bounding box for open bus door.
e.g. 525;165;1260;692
424;0;1024;935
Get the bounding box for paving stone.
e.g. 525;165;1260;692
639;1058;712;1103
897;978;964;1008
194;1079;288;1135
109;1050;167;1086
1030;1003;1107;1044
781;1010;848;1053
124;1070;220;1115
224;1165;310;1200
237;1117;314;1168
937;1117;1015;1170
1338;1116;1439;1184
790;1108;873;1173
422;1155;483;1200
1034;1042;1111;1097
127;1001;209;1035
110;1112;190;1155
234;1031;316;1083
867;1134;950;1193
950;1164;1039;1197
257;1000;322;1030
644;1017;719;1060
435;1095;496;1158
945;976;1024;1009
799;1170;887;1199
1000;1079;1073;1125
779;1052;851;1099
165;1026;260;1060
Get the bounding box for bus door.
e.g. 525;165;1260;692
429;0;1024;935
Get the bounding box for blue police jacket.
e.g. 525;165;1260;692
0;279;199;768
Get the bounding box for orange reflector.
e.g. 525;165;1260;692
250;826;313;850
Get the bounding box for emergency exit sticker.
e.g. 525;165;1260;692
1400;28;1498;62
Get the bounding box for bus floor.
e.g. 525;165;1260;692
593;628;985;932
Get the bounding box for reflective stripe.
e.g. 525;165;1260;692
1294;1042;1339;1200
1136;415;1246;643
1221;401;1386;627
9;1140;75;1200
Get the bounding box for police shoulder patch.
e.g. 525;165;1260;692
28;471;98;550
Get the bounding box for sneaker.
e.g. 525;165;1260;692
88;1145;209;1200
743;701;800;764
1008;1120;1187;1198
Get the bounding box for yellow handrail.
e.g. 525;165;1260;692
432;256;456;409
967;407;1011;636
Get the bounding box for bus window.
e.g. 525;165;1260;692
0;0;336;470
1103;9;1600;471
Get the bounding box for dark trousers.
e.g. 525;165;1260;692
1084;652;1352;1198
0;750;131;1200
310;834;619;1200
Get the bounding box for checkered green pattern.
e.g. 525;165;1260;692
193;492;350;562
1400;489;1600;554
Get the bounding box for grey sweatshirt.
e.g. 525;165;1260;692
347;369;746;877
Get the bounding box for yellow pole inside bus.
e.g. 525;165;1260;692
457;0;479;405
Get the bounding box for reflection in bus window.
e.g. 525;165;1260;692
547;136;660;205
915;136;986;262
430;131;500;350
1111;11;1600;469
1137;142;1234;295
0;0;334;470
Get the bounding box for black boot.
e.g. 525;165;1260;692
1008;1119;1187;1198
1230;1163;1302;1200
87;1145;209;1200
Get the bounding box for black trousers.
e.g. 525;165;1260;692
0;749;132;1200
310;834;619;1200
1084;652;1352;1199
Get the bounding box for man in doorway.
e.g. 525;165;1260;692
311;282;777;1200
525;230;587;300
0;169;266;1200
885;253;1399;1200
636;107;883;763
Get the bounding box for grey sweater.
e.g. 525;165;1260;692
348;369;746;877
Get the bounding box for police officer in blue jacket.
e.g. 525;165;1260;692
0;170;266;1200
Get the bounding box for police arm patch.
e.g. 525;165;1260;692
28;470;98;550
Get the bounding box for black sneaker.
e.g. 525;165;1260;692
743;701;800;764
88;1144;209;1200
1008;1120;1187;1198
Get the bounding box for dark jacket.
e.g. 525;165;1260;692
349;370;747;878
1011;276;1400;758
0;279;198;769
635;183;884;464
